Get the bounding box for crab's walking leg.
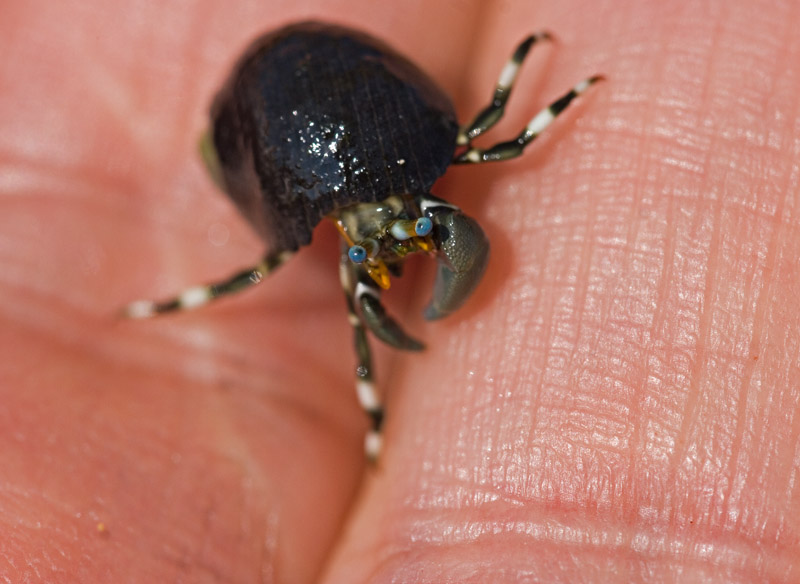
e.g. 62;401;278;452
457;31;552;146
455;75;604;164
122;250;293;318
339;248;384;461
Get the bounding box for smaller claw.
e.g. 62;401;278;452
358;284;425;351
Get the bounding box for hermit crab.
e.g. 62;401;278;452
125;22;602;459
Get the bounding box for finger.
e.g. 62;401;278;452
323;1;800;582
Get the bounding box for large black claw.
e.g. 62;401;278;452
425;210;490;320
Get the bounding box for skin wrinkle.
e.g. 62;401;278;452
376;510;796;582
722;0;800;541
669;134;719;537
640;0;718;532
695;2;795;546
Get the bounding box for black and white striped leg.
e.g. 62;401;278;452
339;248;384;461
455;75;604;164
122;250;293;318
457;31;552;146
357;279;425;351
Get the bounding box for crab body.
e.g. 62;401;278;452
207;23;459;254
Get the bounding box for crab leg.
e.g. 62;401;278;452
122;251;293;318
339;246;384;461
457;31;552;146
455;75;604;164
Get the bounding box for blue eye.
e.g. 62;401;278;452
415;217;433;237
348;245;367;263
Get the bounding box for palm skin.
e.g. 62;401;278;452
1;1;798;582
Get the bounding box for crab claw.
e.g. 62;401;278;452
424;209;490;320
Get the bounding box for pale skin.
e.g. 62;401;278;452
1;0;799;582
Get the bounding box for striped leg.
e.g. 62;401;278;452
122;250;293;318
457;31;552;146
455;75;604;164
339;247;384;461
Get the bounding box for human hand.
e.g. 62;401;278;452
2;1;798;582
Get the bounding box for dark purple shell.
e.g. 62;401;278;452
209;22;459;253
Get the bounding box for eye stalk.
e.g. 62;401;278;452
338;214;435;292
389;217;433;240
348;245;367;263
348;237;380;264
415;217;433;236
348;237;390;289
